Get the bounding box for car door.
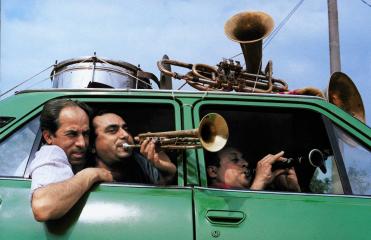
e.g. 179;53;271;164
0;95;194;239
192;99;371;240
193;187;371;239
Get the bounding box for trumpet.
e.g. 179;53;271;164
123;113;229;152
272;149;328;174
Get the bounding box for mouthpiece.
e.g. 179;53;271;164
122;143;141;150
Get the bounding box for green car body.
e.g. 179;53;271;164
0;89;370;239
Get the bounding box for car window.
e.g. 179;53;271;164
0;117;40;177
199;105;345;194
87;102;179;185
309;155;343;194
332;124;371;195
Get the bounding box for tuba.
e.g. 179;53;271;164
293;72;366;122
157;11;289;93
123;113;229;152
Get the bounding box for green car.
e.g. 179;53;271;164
0;86;370;239
0;10;370;238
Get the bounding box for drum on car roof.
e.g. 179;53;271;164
50;56;152;89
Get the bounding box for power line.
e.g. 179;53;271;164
264;0;305;49
360;0;371;7
229;0;305;59
0;64;54;98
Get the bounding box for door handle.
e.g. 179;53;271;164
206;210;245;225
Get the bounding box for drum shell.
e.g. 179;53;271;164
51;57;151;89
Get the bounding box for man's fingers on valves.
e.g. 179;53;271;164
140;139;150;154
147;140;156;160
265;151;285;164
272;168;288;178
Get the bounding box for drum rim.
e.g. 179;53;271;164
53;56;139;73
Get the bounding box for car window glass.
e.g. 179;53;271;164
0;117;40;177
200;105;344;194
309;156;344;194
333;125;371;195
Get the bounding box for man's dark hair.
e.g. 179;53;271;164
206;145;237;168
40;99;92;135
90;109;129;144
206;151;221;168
92;109;124;120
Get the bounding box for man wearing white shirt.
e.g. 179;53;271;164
29;99;113;222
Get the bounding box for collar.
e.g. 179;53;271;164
213;182;234;189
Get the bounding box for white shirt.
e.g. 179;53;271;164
29;145;74;194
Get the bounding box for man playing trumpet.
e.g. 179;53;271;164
206;147;301;191
92;110;176;184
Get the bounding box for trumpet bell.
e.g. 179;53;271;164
327;72;365;122
199;113;229;152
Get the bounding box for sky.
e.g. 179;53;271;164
0;0;370;125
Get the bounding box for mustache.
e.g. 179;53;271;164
71;148;87;154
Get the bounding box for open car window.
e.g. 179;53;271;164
84;101;179;186
199;104;354;195
0;101;181;187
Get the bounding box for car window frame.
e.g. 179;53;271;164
68;96;184;187
1;96;185;187
0;115;41;178
192;98;369;196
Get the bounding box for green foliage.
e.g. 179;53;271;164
310;171;331;193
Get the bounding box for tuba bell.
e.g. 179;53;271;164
327;72;366;122
224;11;274;74
293;71;366;123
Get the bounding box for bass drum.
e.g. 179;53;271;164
51;56;158;89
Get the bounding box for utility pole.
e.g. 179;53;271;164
328;0;341;74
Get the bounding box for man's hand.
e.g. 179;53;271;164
273;167;301;192
140;139;176;182
250;151;287;190
81;167;114;183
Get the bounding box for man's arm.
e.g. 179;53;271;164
32;168;112;221
140;139;176;184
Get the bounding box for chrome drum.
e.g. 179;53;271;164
51;56;154;89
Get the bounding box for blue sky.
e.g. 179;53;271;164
1;0;370;125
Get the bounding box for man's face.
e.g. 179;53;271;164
93;113;134;165
44;106;90;170
211;148;252;188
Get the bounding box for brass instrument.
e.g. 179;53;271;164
123;113;229;152
224;11;273;75
292;71;366;122
157;11;289;93
157;10;365;122
327;72;365;122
